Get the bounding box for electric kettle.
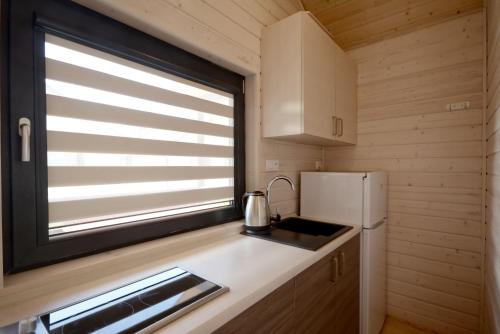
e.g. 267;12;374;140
242;191;270;233
242;176;295;233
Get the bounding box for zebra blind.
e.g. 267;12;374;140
44;34;235;237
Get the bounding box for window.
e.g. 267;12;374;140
2;0;245;272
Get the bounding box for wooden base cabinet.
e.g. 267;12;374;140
214;280;295;334
214;235;360;334
294;248;336;333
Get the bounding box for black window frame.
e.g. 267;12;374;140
1;0;245;273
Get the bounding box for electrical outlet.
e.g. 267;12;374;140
446;101;470;111
315;161;323;171
265;160;280;171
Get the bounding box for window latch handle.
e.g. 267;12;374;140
18;117;31;162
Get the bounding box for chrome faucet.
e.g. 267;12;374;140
266;175;296;223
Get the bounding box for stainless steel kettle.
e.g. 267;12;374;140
242;191;270;232
242;176;295;233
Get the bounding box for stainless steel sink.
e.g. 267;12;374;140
241;217;352;251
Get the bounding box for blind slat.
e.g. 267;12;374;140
46;59;233;118
49;187;234;223
47;132;234;157
48;166;234;186
46;95;233;138
45;34;232;106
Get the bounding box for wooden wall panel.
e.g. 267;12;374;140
325;13;484;333
485;0;500;333
302;0;483;50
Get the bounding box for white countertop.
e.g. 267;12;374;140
154;223;361;333
0;219;360;333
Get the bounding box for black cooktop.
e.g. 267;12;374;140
39;267;228;334
241;217;352;251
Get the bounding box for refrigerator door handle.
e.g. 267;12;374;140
363;218;386;230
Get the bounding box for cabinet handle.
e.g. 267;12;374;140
339;251;346;276
330;256;338;283
18;117;31;162
332;116;338;136
338;118;344;137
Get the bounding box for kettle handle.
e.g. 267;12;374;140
241;192;253;213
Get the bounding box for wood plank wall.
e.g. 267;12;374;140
71;1;318;217
324;13;485;334
485;0;500;332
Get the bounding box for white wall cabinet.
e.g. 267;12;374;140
261;12;357;145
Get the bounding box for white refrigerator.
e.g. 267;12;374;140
300;171;387;334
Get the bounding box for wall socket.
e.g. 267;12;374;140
265;160;280;171
446;101;470;111
315;161;323;171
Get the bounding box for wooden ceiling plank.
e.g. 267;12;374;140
304;0;483;49
313;0;379;22
324;0;436;35
331;0;483;48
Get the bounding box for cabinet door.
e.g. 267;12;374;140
335;235;361;334
334;45;357;145
294;250;338;334
261;13;303;138
213;280;295;334
302;13;335;141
